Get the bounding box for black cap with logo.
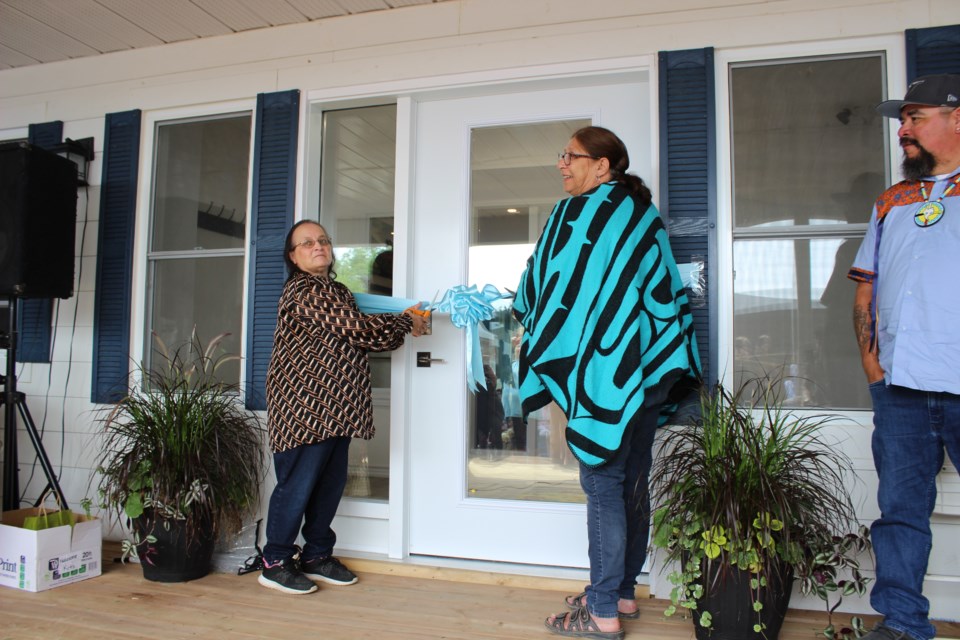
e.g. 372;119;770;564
876;73;960;119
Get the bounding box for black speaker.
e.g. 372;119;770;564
0;142;78;299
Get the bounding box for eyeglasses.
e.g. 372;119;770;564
293;237;332;250
558;151;598;166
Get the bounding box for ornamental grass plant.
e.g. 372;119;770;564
94;333;267;558
650;376;871;638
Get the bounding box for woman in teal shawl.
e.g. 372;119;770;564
516;126;700;639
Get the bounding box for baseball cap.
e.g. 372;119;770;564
875;73;960;119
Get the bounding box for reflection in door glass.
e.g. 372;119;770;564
466;119;589;504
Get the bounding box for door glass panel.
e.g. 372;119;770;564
466;119;588;503
319;104;397;500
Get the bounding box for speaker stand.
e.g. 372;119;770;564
2;295;69;511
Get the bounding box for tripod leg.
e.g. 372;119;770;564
15;394;69;508
1;393;20;511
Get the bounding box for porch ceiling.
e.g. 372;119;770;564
0;0;455;70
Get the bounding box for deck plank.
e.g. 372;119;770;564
1;546;958;640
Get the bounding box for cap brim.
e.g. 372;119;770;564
876;98;952;119
876;99;907;118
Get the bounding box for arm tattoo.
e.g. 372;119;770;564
853;303;873;353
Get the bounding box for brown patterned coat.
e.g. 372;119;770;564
266;271;413;453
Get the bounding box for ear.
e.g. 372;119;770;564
596;156;610;175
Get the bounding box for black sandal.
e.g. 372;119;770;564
544;607;625;639
564;592;640;620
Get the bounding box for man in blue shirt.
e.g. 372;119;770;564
849;74;960;640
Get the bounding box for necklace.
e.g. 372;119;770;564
915;173;960;227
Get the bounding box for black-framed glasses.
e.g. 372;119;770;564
558;151;597;166
294;237;332;250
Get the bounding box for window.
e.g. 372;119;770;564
146;113;252;385
730;55;887;409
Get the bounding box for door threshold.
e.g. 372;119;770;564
336;549;651;596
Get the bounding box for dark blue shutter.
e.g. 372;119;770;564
17;122;64;362
659;48;717;385
91;110;141;403
906;23;960;79
245;90;300;410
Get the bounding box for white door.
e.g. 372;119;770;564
408;78;651;566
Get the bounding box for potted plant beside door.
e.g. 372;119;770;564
650;376;870;639
94;333;267;582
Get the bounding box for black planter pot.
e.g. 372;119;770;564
133;511;216;583
693;559;793;640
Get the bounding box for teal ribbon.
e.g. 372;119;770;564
353;292;422;314
434;284;508;391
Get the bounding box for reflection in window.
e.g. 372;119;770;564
318;104;397;501
148;113;251;385
466;119;589;504
730;55;886;408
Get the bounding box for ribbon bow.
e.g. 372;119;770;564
434;284;508;391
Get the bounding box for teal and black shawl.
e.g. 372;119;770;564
513;181;700;467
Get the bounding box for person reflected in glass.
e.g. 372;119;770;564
369;238;393;295
475;363;504;451
259;220;426;595
514;126;700;638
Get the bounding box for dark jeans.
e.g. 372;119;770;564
869;382;960;640
263;436;351;565
578;406;660;619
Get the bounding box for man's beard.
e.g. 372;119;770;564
901;138;937;181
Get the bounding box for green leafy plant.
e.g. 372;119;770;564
650;377;871;638
94;332;267;562
795;526;872;639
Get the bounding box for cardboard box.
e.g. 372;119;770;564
0;508;102;592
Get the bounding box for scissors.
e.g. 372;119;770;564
411;290;440;334
412;289;440;318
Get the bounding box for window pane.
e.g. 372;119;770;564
152;115;251;251
149;256;244;386
318;105;397;501
733;238;870;409
731;57;885;229
467;119;589;504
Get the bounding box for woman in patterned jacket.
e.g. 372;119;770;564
259;220;426;595
516;127;700;639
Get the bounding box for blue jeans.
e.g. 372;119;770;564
578;406;660;619
869;382;960;640
263;437;351;564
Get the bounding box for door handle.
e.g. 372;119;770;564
416;352;446;367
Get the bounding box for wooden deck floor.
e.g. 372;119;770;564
2;546;958;640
